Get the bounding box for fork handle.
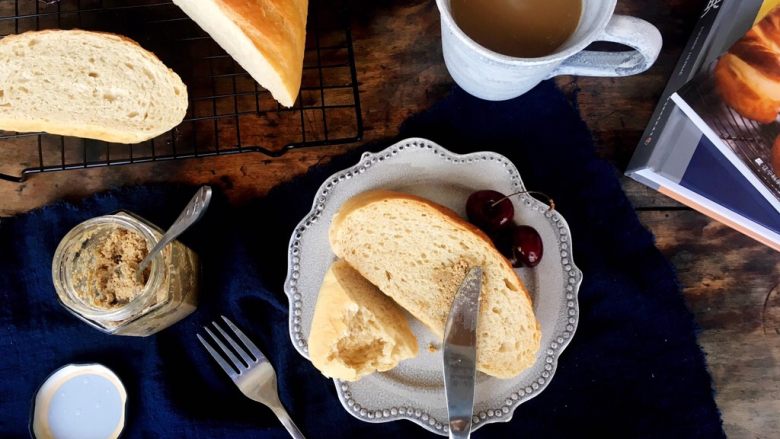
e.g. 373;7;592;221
271;406;306;439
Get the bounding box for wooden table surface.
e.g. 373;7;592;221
1;0;778;436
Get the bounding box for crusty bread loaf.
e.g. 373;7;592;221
715;6;780;123
0;30;187;143
308;260;418;381
173;0;307;107
329;191;541;379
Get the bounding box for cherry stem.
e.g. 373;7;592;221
491;191;556;212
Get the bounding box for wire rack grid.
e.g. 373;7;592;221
0;0;363;182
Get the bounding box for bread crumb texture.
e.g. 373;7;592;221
308;260;418;381
0;30;187;143
329;190;541;378
72;227;150;309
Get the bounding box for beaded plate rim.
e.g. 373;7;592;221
283;137;582;435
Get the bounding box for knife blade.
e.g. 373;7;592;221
443;266;483;439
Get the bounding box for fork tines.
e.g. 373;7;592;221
197;316;267;379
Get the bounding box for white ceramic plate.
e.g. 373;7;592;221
284;138;582;435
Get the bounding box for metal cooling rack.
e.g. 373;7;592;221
0;0;363;182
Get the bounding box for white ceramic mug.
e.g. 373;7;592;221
436;0;663;101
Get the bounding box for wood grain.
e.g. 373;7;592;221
0;0;777;436
640;210;780;438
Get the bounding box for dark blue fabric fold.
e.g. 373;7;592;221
0;81;724;438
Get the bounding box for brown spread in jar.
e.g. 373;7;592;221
72;227;150;309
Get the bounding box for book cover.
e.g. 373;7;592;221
628;0;780;250
630;106;780;250
680;136;780;236
672;2;780;212
630;0;763;171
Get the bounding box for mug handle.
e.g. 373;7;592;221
549;15;663;78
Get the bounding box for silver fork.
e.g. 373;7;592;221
198;316;306;439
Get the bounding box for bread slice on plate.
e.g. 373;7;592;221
0;30;187;144
308;259;418;381
173;0;308;107
329;190;541;379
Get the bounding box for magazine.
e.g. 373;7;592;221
671;1;780;212
627;0;780;250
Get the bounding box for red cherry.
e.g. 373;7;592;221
510;225;543;268
492;228;521;267
466;190;514;233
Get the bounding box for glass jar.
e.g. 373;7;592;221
52;211;199;336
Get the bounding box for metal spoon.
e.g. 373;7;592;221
137;185;212;278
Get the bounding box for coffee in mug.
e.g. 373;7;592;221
436;0;663;101
451;0;582;58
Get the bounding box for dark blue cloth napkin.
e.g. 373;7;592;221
0;81;724;438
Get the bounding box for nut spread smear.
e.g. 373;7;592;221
72;227;150;309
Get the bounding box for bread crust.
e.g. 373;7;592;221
174;0;307;107
0;118;144;144
715;53;780;123
308;260;418;381
336;190;534;303
0;30;187;143
331;190;534;305
714;7;780;123
330;190;542;378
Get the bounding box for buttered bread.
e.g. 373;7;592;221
328;190;541;379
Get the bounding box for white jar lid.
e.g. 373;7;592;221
31;364;127;439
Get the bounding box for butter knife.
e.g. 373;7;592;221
443;266;483;439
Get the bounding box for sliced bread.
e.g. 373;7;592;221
0;30;187;143
173;0;307;107
308;259;418;381
329;190;541;379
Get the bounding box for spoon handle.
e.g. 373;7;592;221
138;186;212;273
